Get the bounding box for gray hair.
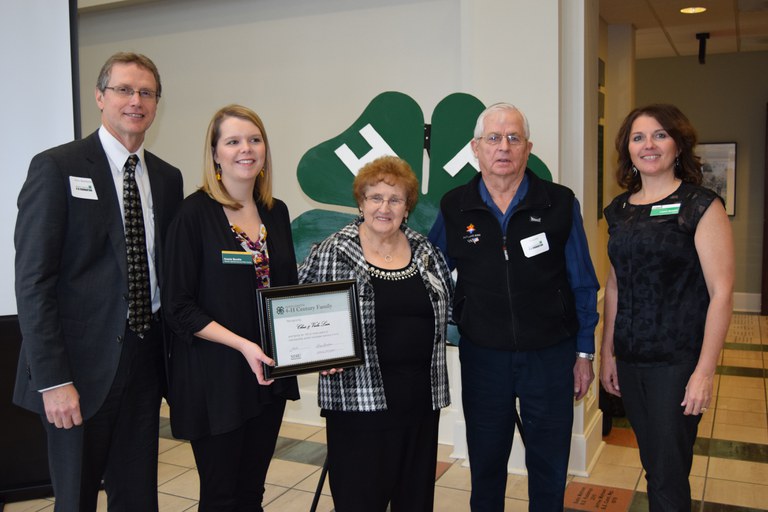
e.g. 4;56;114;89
473;102;530;140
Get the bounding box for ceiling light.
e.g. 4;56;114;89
680;7;707;14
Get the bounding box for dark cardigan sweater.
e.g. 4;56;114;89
163;190;299;440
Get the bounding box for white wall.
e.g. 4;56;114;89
0;0;75;315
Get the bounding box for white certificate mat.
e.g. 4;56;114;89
256;280;365;379
271;293;356;365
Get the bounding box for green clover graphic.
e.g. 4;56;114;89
291;91;551;261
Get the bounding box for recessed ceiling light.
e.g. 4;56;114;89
680;7;707;14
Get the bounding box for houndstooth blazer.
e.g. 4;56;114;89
298;219;453;412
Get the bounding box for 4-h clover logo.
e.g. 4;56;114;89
291;91;552;261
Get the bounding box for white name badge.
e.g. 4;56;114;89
520;232;549;258
69;176;98;200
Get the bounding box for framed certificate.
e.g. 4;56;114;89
256;280;365;379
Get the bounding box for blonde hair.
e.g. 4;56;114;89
200;104;274;209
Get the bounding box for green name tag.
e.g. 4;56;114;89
650;203;681;216
221;250;252;265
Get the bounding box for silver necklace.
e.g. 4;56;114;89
362;226;397;263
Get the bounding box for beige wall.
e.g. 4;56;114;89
78;0;598;244
79;0;763;303
78;0;467;215
596;19;635;288
636;51;768;301
78;0;578;213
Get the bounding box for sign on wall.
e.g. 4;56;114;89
291;92;552;260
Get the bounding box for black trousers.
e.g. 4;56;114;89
617;359;701;512
44;323;163;512
190;399;286;512
325;410;440;512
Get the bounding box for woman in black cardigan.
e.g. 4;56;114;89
163;104;299;512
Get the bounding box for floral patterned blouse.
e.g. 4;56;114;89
230;223;270;288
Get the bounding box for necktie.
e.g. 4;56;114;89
123;155;152;335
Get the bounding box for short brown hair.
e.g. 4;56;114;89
200;104;274;209
96;52;162;99
352;156;419;214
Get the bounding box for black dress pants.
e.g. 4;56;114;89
325;409;440;512
617;359;701;512
44;323;162;512
190;399;286;512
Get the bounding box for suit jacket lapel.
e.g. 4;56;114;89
84;132;127;280
145;152;166;269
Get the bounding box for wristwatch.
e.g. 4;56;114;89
576;352;595;361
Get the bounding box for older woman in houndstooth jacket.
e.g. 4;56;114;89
298;156;453;512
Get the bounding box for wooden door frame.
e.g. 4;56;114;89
762;103;768;314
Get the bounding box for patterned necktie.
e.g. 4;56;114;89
123;154;152;335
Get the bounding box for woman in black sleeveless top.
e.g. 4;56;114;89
601;104;733;512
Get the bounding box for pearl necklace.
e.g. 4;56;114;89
367;260;418;280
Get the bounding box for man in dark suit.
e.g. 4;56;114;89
13;52;183;512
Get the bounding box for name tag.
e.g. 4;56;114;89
69;176;98;200
650;203;681;216
221;251;252;265
520;232;549;258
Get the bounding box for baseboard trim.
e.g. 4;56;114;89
733;292;760;313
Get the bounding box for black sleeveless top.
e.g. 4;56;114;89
604;183;720;365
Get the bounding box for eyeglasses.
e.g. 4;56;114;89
104;86;160;100
478;133;526;146
365;195;406;207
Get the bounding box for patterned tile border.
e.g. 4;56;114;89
723;342;768;352
716;366;766;378
603;425;768;465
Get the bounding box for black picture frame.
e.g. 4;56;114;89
256;280;365;379
698;142;736;215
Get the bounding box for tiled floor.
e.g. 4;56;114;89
5;313;767;511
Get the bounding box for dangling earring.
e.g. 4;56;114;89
260;168;265;178
215;163;222;181
631;165;638;177
403;215;409;225
358;208;364;222
674;156;681;170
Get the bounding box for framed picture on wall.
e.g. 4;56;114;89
697;142;736;215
